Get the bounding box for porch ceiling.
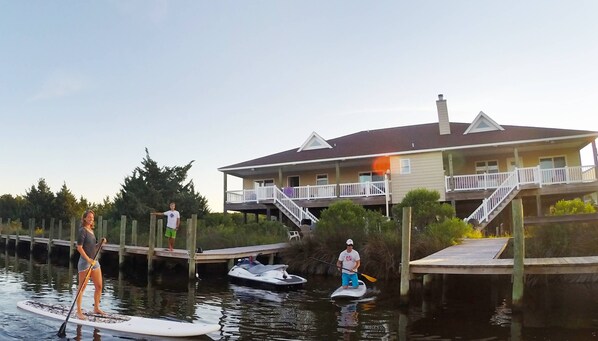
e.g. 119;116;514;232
224;157;377;177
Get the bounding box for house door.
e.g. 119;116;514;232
287;176;300;187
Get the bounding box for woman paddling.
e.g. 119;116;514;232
75;210;107;320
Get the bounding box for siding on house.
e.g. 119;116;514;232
390;151;446;203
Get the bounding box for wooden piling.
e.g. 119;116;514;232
102;220;108;240
49;218;54;257
188;215;197;280
148;215;156;274
29;218;35;251
131;220;138;246
157;219;163;248
399;206;412;306
512;198;525;312
97;215;103;239
69;217;76;258
119;215;126;268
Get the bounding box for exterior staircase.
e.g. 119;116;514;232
467;171;520;231
255;186;319;227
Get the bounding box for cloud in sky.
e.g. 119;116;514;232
30;71;86;101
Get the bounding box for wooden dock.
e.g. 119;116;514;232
0;235;288;265
409;237;598;275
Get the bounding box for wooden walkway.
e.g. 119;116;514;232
409;237;598;275
0;235;288;265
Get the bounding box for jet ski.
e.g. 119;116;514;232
228;257;307;289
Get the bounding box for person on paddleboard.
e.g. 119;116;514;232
337;239;361;289
76;210;107;320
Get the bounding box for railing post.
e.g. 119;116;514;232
399;206;412;306
536;165;542;188
119;215;127;269
188;214;197;280
148;214;156;274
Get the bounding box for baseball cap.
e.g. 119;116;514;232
346;239;353;245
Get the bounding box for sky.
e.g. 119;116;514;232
1;1;597;212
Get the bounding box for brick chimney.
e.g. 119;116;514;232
436;94;451;135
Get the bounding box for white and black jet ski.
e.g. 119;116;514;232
228;257;307;289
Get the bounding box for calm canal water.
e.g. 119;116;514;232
2;248;598;340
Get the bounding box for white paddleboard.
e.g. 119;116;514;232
17;300;220;337
330;280;367;299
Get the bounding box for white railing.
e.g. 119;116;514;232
226;181;390;203
446;165;597;192
339;181;387;198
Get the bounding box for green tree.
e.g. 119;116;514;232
0;194;28;221
24;178;56;223
392;188;455;228
113;149;209;222
53;183;79;222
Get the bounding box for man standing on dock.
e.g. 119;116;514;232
152;202;180;251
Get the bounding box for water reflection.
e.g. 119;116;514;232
5;248;598;340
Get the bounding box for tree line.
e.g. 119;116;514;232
0;149;209;226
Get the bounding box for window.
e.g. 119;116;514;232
475;160;499;174
539;156;566;169
400;159;411;174
358;172;384;183
316;174;328;186
254;179;274;187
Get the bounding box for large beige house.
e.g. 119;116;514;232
219;95;598;231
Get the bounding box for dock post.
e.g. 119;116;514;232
268;254;274;265
157;219;163;248
131;220;138;246
423;274;434;296
119;215;127;269
399;206;412;306
188;215;197;280
97;215;103;239
102;220;108;241
69;217;76;259
29;218;35;252
148;215;156;274
512;198;525;312
49;218;54;257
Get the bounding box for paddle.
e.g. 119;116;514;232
57;238;106;338
310;257;377;283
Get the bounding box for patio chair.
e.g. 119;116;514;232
287;230;300;241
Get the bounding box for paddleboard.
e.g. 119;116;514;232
330;280;367;299
17;300;220;337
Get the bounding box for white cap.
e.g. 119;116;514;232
346;239;353;245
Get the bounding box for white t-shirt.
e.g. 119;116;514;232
338;249;360;274
163;210;180;229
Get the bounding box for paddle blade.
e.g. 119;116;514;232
57;322;67;337
361;273;377;283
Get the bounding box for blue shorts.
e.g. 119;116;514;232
342;273;359;288
78;257;100;273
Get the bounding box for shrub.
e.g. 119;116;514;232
549;198;596;216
